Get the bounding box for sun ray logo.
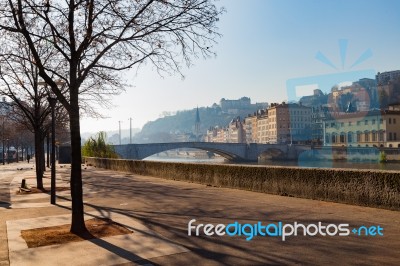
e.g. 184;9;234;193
315;39;373;70
285;39;380;166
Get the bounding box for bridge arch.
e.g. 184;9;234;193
144;147;240;161
258;148;286;160
113;142;301;162
113;142;251;162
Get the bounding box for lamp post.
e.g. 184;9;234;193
48;95;57;205
2;139;4;165
129;117;133;144
118;121;122;145
2;117;4;165
39;79;65;205
6;139;9;164
288;125;293;146
46;132;50;168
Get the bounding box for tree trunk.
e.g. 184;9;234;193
69;98;88;235
34;130;44;189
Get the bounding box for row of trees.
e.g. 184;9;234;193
0;61;70;187
0;0;222;235
0;112;35;162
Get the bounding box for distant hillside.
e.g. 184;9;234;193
134;105;262;143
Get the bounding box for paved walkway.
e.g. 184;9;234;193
1;161;400;265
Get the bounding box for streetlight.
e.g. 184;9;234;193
1;139;4;165
1;116;4;165
39;79;65;205
118;121;122;145
288;124;293;146
6;139;9;164
47;132;50;168
129;117;133;144
48;95;57;205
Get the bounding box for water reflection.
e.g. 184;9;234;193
261;160;400;171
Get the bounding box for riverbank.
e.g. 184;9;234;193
84;157;400;210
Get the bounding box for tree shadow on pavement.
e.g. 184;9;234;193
54;167;400;265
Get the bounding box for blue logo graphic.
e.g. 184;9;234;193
286;39;380;166
188;219;384;241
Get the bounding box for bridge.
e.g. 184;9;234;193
113;142;311;162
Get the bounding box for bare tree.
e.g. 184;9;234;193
0;35;69;189
0;0;223;234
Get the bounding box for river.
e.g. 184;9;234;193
144;155;400;171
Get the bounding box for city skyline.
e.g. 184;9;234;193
80;0;400;134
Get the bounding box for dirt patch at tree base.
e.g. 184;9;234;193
21;218;133;248
16;187;70;194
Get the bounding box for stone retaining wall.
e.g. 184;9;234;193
84;157;400;210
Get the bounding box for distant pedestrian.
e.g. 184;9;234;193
27;154;30;163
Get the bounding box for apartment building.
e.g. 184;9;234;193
256;110;268;143
324;103;400;147
267;102;312;144
205;117;244;143
311;106;331;144
227;117;245;143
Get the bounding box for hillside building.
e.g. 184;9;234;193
220;97;251;113
376;70;400;85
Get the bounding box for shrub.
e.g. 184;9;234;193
379;151;387;163
82;132;119;158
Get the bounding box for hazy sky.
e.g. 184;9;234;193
80;0;400;134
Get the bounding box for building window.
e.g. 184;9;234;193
389;118;392;124
389;132;392;141
380;119;383;124
348;121;352;126
340;134;345;143
332;135;336;143
372;132;376;141
379;132;384;141
341;122;344;127
357;133;361;142
357;121;361;126
372;119;376;125
394;118;397;124
364;120;368;125
395;133;397;141
365;133;369;142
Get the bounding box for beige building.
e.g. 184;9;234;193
205;117;244;143
266;102;312;144
324;104;400;148
256;110;268;143
227;117;244;143
205;126;226;143
244;115;254;143
244;110;266;143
